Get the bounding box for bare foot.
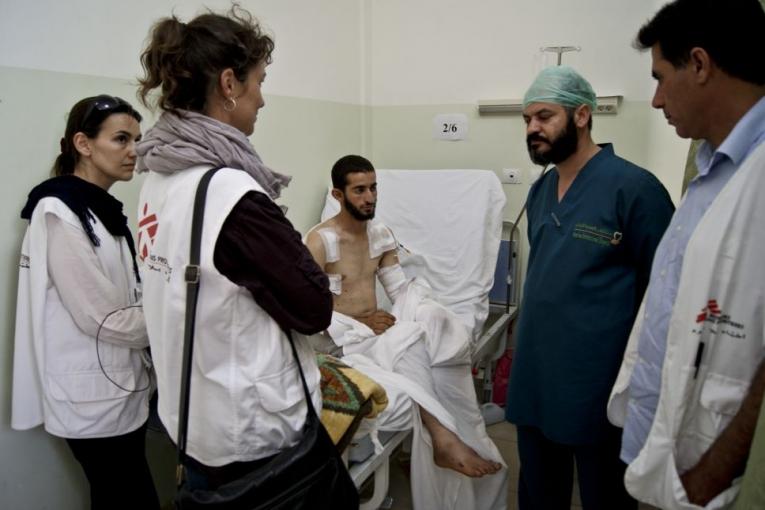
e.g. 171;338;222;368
431;428;503;478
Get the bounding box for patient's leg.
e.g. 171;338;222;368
419;407;502;477
395;342;502;477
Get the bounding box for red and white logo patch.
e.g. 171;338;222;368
696;299;722;323
137;203;158;261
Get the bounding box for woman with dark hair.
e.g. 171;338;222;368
135;6;334;490
12;95;159;509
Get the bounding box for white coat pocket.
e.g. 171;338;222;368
251;364;308;451
675;372;748;472
47;370;135;436
698;373;748;425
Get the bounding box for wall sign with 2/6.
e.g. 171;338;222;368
432;113;468;141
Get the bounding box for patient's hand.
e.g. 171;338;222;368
357;310;396;335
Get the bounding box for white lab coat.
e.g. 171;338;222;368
12;197;149;438
138;166;321;466
608;142;765;509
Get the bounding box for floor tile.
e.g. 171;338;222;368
507;491;518;510
487;421;517;442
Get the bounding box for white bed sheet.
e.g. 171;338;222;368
321;169;506;339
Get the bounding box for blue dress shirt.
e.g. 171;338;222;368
621;96;765;463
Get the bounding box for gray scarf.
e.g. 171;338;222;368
135;110;291;199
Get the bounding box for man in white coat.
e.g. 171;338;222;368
608;0;765;509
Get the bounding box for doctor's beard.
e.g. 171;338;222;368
527;114;579;166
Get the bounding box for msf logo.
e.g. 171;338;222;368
694;298;746;340
696;300;721;323
137;203;158;261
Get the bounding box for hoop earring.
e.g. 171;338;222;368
223;97;237;112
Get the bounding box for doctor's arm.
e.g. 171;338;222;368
680;359;765;505
46;214;149;348
622;176;674;299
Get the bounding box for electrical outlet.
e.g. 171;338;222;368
502;168;522;184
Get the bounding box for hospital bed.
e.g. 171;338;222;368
319;169;518;508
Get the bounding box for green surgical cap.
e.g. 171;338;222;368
522;66;597;111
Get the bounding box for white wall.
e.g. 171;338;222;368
367;0;660;105
0;0;364;104
365;0;688;199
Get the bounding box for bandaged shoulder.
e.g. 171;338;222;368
317;222;396;261
309;228;342;294
367;221;397;259
316;228;340;263
378;263;407;303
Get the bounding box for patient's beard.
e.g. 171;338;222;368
344;197;375;221
527;114;579;166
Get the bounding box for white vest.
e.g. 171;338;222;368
608;142;765;510
138;166;321;467
12;198;149;438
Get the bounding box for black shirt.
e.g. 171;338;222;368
213;191;332;335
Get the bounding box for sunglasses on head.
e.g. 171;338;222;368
83;95;134;123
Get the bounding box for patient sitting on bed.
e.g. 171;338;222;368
305;155;503;486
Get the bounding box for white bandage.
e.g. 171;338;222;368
368;222;397;259
378;263;407;303
327;273;342;295
317;228;340;263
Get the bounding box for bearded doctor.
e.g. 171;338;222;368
505;66;674;510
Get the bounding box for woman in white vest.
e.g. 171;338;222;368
12;96;159;509
134;7;334;489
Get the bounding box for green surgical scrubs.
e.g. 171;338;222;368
506;144;674;444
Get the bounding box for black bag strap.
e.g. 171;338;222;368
175;167;318;485
175;166;220;483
